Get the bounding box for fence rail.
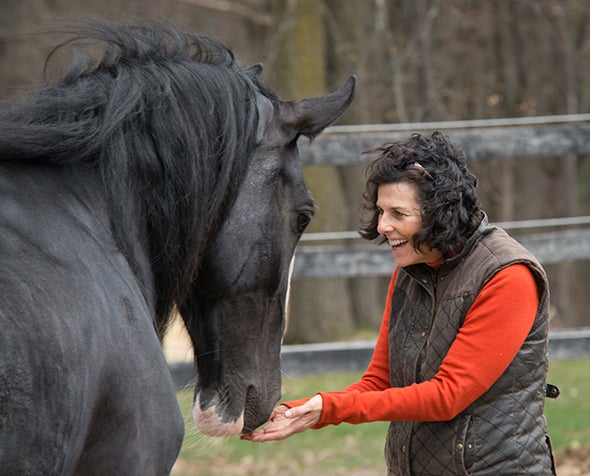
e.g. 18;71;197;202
300;115;590;165
300;215;590;243
169;329;590;388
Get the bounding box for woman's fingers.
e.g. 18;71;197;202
243;414;310;442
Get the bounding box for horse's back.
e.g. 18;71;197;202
0;163;183;475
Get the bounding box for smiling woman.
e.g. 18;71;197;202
245;132;558;476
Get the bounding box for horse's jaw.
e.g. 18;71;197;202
192;394;244;437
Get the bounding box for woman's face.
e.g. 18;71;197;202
376;181;443;267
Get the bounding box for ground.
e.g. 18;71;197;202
555;443;590;476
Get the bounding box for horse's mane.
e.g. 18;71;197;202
0;19;277;331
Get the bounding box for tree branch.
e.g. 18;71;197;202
178;0;272;27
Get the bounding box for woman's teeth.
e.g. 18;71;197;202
390;239;408;248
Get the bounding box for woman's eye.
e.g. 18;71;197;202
296;211;312;233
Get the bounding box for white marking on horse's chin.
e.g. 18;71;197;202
192;395;244;437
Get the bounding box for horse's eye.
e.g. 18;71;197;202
296;211;312;233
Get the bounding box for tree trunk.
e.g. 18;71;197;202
269;0;356;343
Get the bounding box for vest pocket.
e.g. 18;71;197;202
546;434;557;475
455;414;475;475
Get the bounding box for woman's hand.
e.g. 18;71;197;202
241;395;323;442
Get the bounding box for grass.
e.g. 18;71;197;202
544;358;590;451
172;359;590;475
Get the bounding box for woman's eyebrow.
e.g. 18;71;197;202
377;203;411;212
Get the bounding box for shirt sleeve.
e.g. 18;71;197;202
337;268;397;394
315;263;539;426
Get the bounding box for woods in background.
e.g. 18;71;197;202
2;0;589;342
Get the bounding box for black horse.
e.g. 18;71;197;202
0;20;355;474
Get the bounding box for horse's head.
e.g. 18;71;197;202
179;75;356;436
37;21;355;438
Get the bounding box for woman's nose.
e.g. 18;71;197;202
377;215;394;235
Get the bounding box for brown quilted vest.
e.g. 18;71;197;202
385;217;555;475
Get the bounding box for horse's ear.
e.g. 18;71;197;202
281;75;357;139
247;63;264;77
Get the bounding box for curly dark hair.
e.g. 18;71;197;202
360;131;483;257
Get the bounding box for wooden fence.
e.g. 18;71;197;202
169;115;590;388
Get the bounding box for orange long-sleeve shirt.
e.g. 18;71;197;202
285;263;539;427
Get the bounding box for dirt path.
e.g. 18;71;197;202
555;443;590;475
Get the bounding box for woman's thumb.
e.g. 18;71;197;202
285;402;310;418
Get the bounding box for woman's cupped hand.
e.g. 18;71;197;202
241;394;323;442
